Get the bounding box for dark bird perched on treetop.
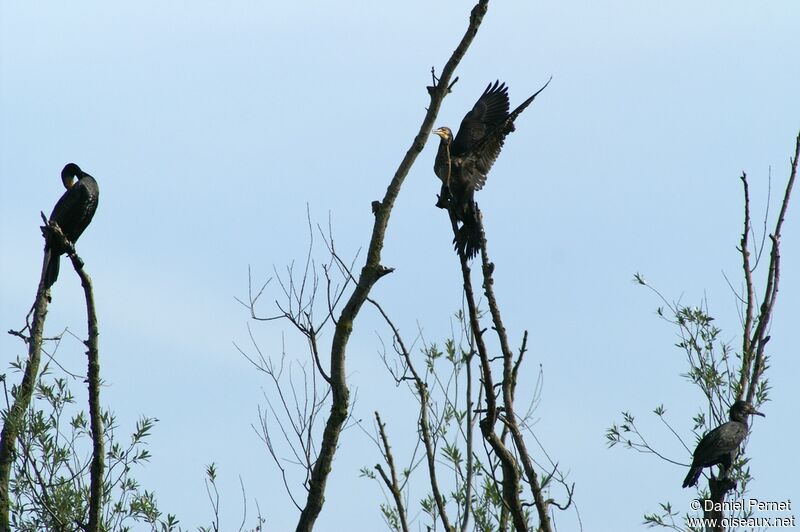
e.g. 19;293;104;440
43;163;100;288
682;400;764;488
432;78;550;258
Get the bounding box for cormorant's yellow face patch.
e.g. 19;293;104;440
433;127;451;140
63;176;76;189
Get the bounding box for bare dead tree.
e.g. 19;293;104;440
235;217;346;511
236;2;493;530
292;0;494;524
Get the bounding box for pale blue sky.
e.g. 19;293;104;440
1;1;799;530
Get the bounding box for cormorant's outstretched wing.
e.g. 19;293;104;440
457;78;551;192
451;81;510;158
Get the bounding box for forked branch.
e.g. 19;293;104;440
294;2;492;530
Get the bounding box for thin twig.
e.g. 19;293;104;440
374;412;410;532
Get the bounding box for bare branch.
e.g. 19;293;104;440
745;131;798;403
59;227;104;532
295;2;492;529
0;220;54;528
374;413;410;532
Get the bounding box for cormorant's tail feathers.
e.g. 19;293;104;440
454;221;480;260
682;466;702;488
44;251;60;288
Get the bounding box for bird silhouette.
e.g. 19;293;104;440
44;163;100;288
682;400;764;488
433;78;549;258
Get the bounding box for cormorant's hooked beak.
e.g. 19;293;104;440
752;409;765;417
432;128;448;139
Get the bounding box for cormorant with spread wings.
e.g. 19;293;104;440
433;78;549;258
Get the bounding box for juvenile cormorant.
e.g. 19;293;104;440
681;400;764;488
432;79;549;258
44;163;100;288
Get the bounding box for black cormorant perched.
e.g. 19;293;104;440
432;79;549;258
44;163;100;288
681;400;764;488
